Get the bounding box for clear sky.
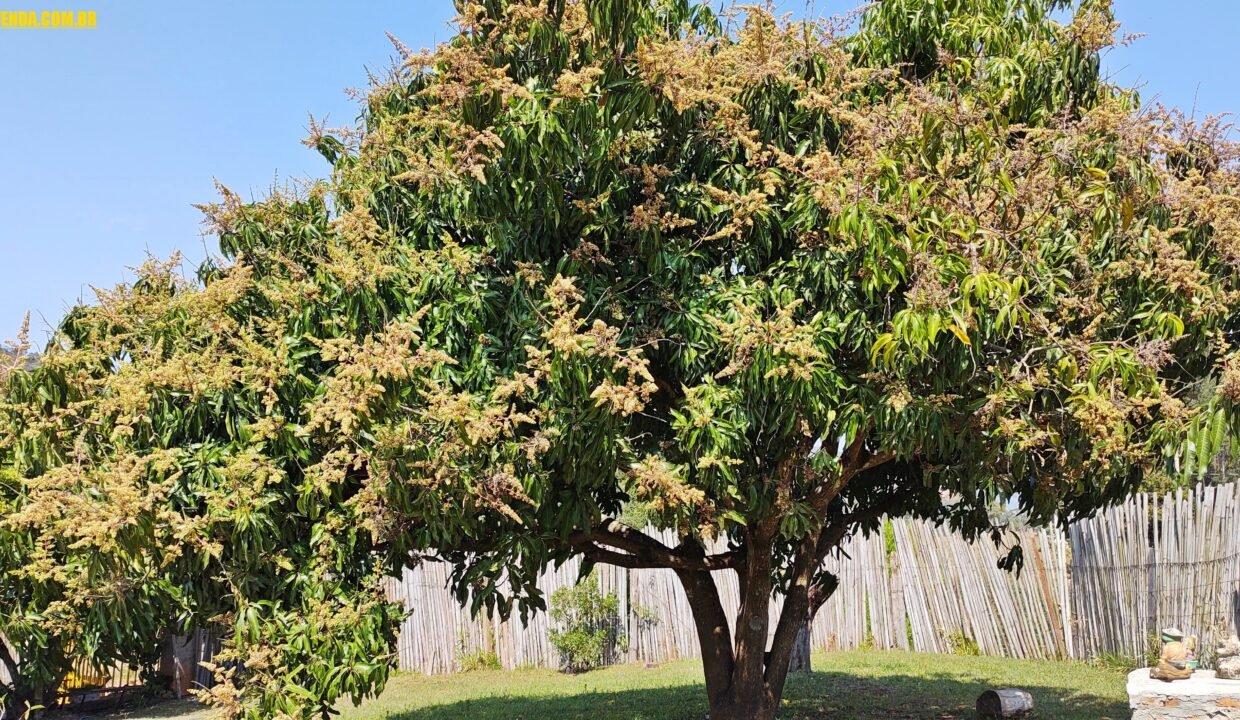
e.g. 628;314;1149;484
1;1;1236;341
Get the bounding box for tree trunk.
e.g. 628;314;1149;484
0;639;65;720
708;695;779;720
0;688;16;717
673;566;738;716
2;684;41;720
1;694;22;720
787;622;812;673
675;533;819;720
25;666;67;720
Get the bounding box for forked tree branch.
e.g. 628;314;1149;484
805;432;897;516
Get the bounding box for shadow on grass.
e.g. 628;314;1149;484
109;699;206;720
48;698;209;720
386;670;1129;720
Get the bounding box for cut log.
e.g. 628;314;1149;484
976;688;1034;718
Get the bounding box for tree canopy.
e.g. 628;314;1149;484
2;1;1238;718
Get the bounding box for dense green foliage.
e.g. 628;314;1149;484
547;573;624;673
0;463;70;714
1;0;1237;718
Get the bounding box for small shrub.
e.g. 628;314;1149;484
631;602;659;630
548;573;625;673
942;629;980;656
1089;651;1140;672
456;630;501;672
1145;631;1163;668
457;648;501;672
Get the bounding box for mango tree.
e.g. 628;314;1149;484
3;1;1239;719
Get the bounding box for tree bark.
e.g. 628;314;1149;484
674;534;820;720
0;645;21;720
787;623;812;674
661;444;893;720
676;582;807;720
1;678;56;720
708;695;779;720
674;566;738;716
732;528;774;702
0;639;68;720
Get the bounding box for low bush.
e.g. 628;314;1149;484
548;574;625;673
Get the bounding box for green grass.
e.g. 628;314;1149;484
110;650;1130;720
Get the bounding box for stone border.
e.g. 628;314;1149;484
1128;669;1240;719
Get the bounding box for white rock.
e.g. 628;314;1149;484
1127;669;1240;719
1220;635;1240;658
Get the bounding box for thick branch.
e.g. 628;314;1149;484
804;437;897;517
0;638;19;691
570;520;738;571
763;533;816;697
857;450;897;473
807;505;890;611
579;545;662;569
590;519;674;555
675;566;736;707
579;543;737;571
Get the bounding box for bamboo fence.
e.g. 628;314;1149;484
385;518;1074;674
1069;481;1240;665
23;482;1235;690
385;482;1239;674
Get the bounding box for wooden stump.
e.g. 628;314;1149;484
976;688;1033;718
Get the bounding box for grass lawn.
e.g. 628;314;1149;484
108;650;1130;720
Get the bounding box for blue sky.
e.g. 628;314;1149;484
1;1;1236;341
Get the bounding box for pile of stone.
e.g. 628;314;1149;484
1219;635;1240;681
1127;669;1240;720
1127;630;1240;718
